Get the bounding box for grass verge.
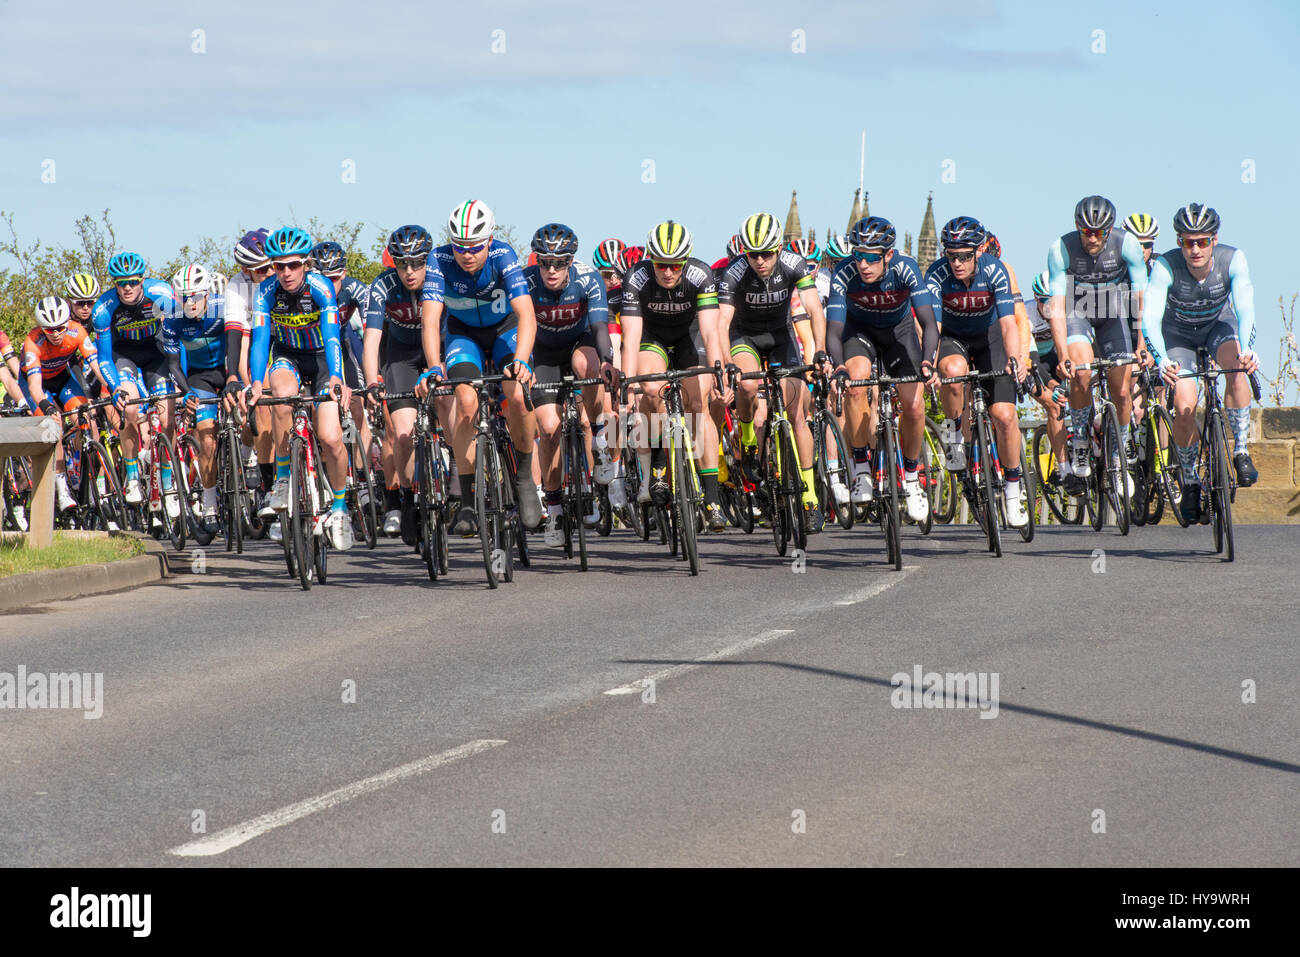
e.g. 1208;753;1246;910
0;532;145;578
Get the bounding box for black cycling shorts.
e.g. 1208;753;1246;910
841;315;923;377
938;325;1016;407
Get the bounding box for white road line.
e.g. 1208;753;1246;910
166;739;506;858
604;629;796;695
833;565;916;605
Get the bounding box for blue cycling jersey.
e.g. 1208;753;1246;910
827;254;931;328
249;272;342;382
420;239;529;328
160;294;227;371
523;261;608;350
365;268;424;346
922;253;1016;336
92;278;177;390
1141;243;1256;361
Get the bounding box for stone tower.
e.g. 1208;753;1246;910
904;232;913;258
783;191;802;245
846;189;864;234
917;192;938;273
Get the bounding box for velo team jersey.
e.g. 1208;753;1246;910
922;253;1017;337
619;258;719;339
523;260;609;352
420;240;527;329
248;272;342;381
1141;243;1255;361
718;250;816;333
21;321;97;380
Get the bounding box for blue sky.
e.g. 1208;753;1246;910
3;0;1298;378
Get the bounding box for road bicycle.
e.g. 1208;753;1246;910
731;362;809;558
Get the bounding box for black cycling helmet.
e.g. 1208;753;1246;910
387;224;434;260
530;223;579;257
940;216;985;249
310;241;347;276
1074;195;1117;232
1172;202;1220;235
848;216;896;251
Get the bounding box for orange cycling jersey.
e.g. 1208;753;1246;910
1;329;16;365
20;321;97;380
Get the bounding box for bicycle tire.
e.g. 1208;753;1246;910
1150;405;1186;528
219;428;241;552
775;419;805;551
877;417;902;569
1087;431;1105;533
1101;403;1130;536
975;412;1002;557
762;424;788;557
152;433;187;552
354;434;378;550
1031;427;1066;526
672;434;701;576
86;439;127;532
1209;411;1235;560
597;485;612;536
181;433;214;547
1017;435;1035;543
925;418;957;525
289;436;314;590
574;432;590;571
474;433;499;588
310;436;330;585
818;411;854;531
415;438;438;580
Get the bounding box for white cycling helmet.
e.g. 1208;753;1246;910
448;200;496;245
171;263;213;296
36;296;71;329
208;270;228;295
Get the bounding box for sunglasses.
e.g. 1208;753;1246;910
745;250;778;261
394;257;425;270
1080;227;1109;240
1177;236;1214;249
944;250;976;263
1140;241;1154;251
115;279;143;288
273;260;306;271
537;256;573;271
69;299;95;309
452;242;488;255
852;250;885;263
652;260;686;271
248;264;273;277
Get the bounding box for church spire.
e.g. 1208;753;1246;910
917;191;938;272
783;190;802;244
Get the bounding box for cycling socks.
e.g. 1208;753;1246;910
260;462;274;489
276;456;290;481
1176;442;1200;484
1069;406;1092;447
699;468;719;504
1225;407;1250;452
739;419;756;446
800;466;816;505
124;457;139;481
332;488;346;513
459;474;474;505
386;486;401;512
902;456;919;481
400;487;414;509
160;461;173;491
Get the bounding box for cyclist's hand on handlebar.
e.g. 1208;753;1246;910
111;388;130;414
505;358;534;389
920;359;938;389
1159;358;1181;388
1238;349;1259;375
222;378;244;415
364;380;383;409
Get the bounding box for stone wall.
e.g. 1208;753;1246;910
1237;408;1300;523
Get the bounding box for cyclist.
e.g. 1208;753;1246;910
1046;195;1147;496
161;264;227;524
590;237;627;494
1;326;25;408
222;229;277;523
1026;270;1071;487
981;233;1033;375
721;212;830;532
926;216;1028;526
618;220;725;522
310;240;377;531
363;225;440;544
20;297;113;512
1122;213;1160;278
1139;203;1259;523
712;234;744;283
825;215;938;522
247;226;354;551
413;199;542;536
523;223;616;546
788;237;831;308
91;252;182;512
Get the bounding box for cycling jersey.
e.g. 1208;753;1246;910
91;279;176;391
605;281;623;336
20;321;97;380
1141;243;1255;362
420;240;526;328
620;258;718;340
826;253;938;360
1046;229;1147;321
249;272;342;382
160;295;227;372
718;250;815;333
921;253;1016;336
365;268;423;346
0;330;15;366
524;261;611;359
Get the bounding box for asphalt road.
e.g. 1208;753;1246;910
2;515;1297;867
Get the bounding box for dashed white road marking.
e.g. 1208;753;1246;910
605;629;796;695
833;566;916;604
167;739;506;858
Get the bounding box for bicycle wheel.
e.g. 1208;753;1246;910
1209;411;1234;560
289;437;314;590
775;419;806;551
1099;404;1129;536
1086;434;1105;533
153;433;188;552
672;436;701;576
877;420;902;569
573;430;590;571
86;439;127;531
762;427;788;557
474;433;500;588
817;411;854;531
353;435;378;549
1150;405;1185;528
1031;426;1066;526
1017;436;1035;543
925;418;957;525
181;433;214;547
415;439;438;581
597;485;612;537
975;414;1002;557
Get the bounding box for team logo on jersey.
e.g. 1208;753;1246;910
535;301;587;330
943;291;994;314
850;289;909;311
647;300;692;315
385;302;420;327
272;310;321;329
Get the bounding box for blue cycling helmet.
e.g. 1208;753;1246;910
310;241;348;276
940;216;985;249
848;216;896;251
531;223;579;257
387;224;433;260
265;226;312;258
107;252;147;279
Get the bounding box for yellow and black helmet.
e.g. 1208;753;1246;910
739;212;783;253
1122;213;1159;241
65;272;101;300
645;220;694;262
